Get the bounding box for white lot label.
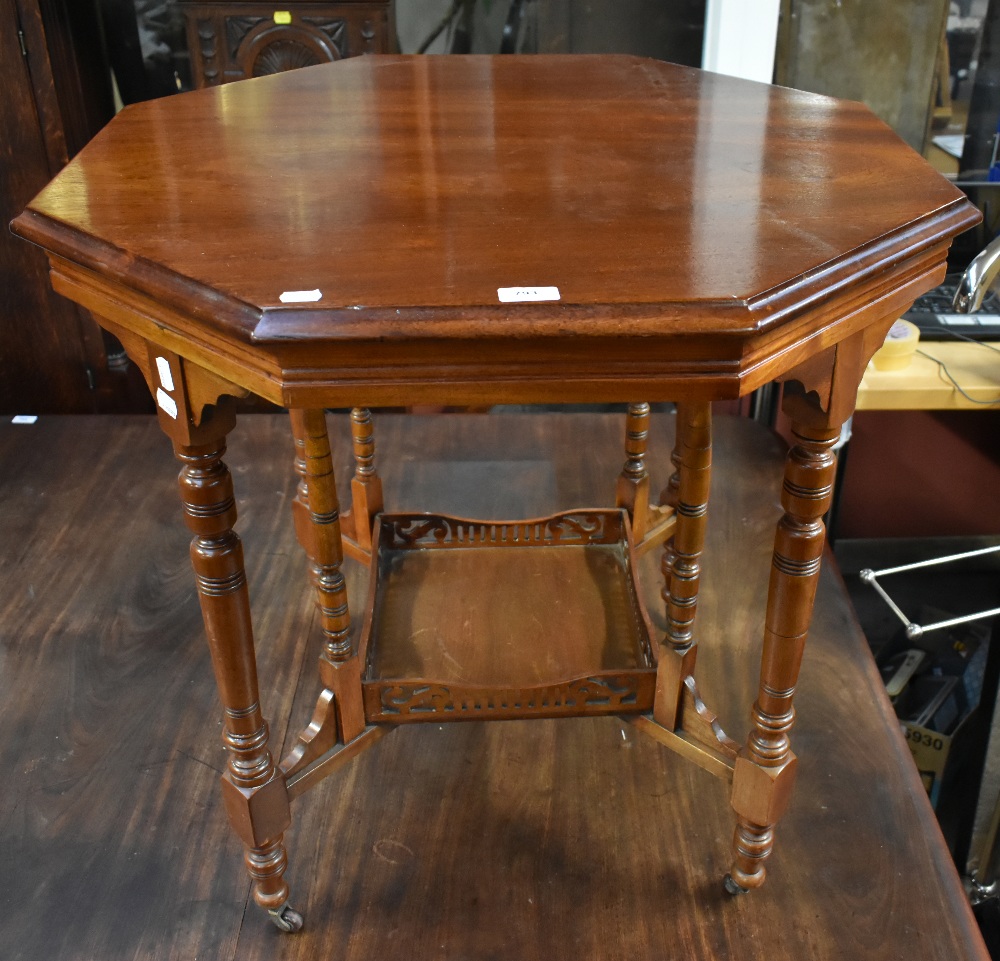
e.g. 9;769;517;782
155;356;175;391
497;286;560;303
279;289;322;303
156;388;178;419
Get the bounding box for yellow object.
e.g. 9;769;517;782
273;10;292;24
858;339;1000;409
871;319;920;371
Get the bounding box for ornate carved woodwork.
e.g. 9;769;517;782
359;509;658;723
377;509;628;548
179;1;394;88
370;675;650;720
12;55;979;933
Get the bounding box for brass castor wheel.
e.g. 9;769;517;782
268;904;305;933
723;874;749;896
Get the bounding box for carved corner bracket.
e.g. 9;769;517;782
778;317;897;428
101;321;249;444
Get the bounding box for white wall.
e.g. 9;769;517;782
702;0;781;83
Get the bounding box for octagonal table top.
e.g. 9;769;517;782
12;55;980;406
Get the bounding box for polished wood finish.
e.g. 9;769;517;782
616;401;652;537
729;418;840;891
659;424;684;612
359;509;657;721
10;55;981;933
653;401;712;734
173;426;293;919
0;412;990;959
616;401;677;555
289;409;352;662
283;408;366;777
346;406;383;555
664;401;712;652
12;56;977;407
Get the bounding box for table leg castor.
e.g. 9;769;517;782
723;874;749;896
267;903;305;933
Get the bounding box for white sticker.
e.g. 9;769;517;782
886;321;912;340
155;356;175;392
156;388;178;419
11;415;37;424
497;286;561;303
279;289;322;303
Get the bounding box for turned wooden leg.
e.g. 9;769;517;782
664;402;711;649
659;425;683;613
726;419;840;893
349;407;383;553
283;410;365;778
616;402;651;539
291;409;352;664
653;402;712;728
174;435;301;933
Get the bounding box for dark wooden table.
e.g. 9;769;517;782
0;412;988;959
10;54;981;938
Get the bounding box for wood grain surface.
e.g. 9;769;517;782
10;56;979;408
15;55;970;321
0;411;988;960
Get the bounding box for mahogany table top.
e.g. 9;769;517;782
11;56;979;406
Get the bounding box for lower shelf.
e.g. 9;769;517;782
359;509;658;722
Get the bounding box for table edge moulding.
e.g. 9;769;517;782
10;53;981;935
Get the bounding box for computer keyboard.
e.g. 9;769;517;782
904;276;1000;340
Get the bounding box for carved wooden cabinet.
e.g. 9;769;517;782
179;0;394;87
1;0;149;413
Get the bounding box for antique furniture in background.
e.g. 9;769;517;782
179;0;395;86
12;55;979;933
775;0;950;152
1;0;146;413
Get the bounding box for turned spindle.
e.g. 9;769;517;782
664;402;712;652
727;419;840;892
287;409;365;758
349;407;383;552
615;402;651;538
174;435;294;921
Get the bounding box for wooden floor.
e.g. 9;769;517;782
0;411;988;961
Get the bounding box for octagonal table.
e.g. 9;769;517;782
12;55;979;933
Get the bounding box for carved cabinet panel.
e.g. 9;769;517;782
179;1;394;87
